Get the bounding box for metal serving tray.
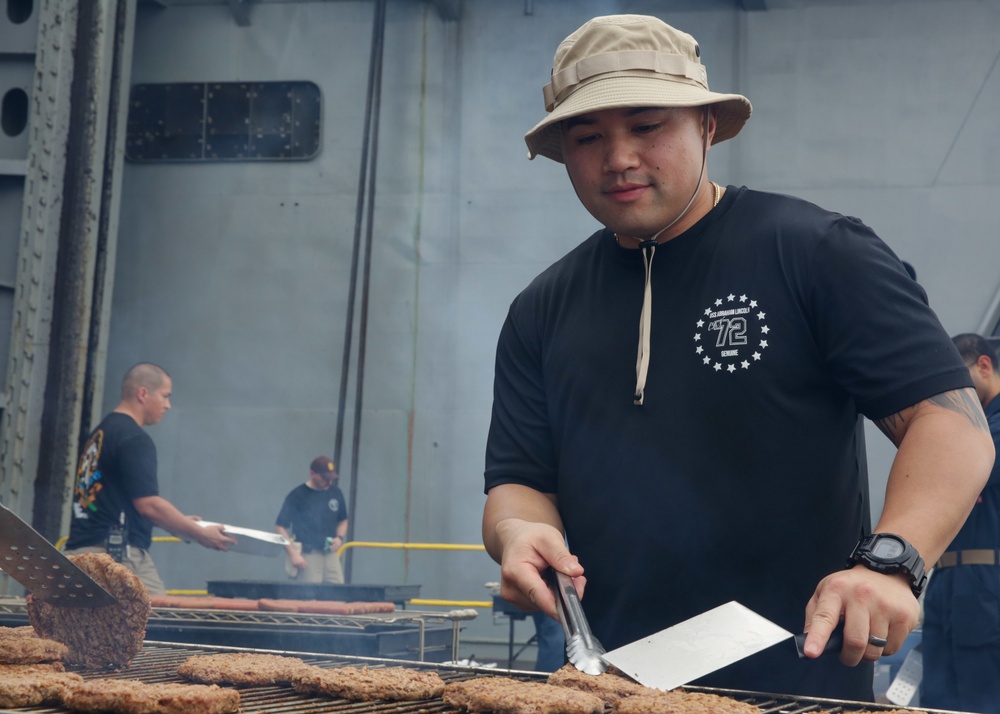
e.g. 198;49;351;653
196;521;290;557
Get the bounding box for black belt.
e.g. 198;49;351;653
300;544;325;554
936;549;1000;568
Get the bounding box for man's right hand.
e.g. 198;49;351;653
289;553;308;570
483;484;586;618
495;517;585;619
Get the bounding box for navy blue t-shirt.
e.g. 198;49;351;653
276;483;348;552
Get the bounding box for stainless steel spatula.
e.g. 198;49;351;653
602;601;793;690
0;501;116;607
551;569;608;675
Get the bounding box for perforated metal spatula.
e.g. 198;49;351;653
0;501;116;607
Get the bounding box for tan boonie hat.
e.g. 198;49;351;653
525;14;752;163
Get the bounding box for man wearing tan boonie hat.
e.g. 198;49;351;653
482;14;991;702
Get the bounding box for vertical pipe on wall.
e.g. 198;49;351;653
80;0;136;457
337;0;387;582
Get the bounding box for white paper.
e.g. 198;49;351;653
601;601;793;691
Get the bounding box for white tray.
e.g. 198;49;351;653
196;520;291;557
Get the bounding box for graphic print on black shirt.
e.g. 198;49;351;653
74;430;106;515
696;293;770;373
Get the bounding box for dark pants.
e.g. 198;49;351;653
922;566;1000;714
531;611;566;672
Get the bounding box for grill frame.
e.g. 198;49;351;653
0;596;964;714
0;597;475;662
7;640;964;714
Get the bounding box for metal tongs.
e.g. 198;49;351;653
550;569;608;675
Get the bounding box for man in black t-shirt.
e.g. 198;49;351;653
482;14;995;701
275;456;349;584
65;363;236;594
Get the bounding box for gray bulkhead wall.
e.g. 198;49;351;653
113;0;480;600
104;0;998;656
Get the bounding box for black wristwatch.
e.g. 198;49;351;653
846;533;927;598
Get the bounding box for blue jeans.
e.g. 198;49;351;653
531;611;566;672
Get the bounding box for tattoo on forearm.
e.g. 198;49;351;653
928;389;989;431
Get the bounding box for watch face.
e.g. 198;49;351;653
871;536;905;560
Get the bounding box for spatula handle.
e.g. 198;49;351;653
793;624;845;658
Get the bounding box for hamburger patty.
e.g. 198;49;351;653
0;662;67;673
0;664;83;708
64;678;241;714
27;553;151;670
0;626;69;664
177;653;310;686
611;690;761;713
0;625;41;637
291;665;446;701
442;676;605;714
547;663;652;705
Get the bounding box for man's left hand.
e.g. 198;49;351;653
801;565;919;665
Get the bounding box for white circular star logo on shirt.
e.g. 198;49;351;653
694;294;769;373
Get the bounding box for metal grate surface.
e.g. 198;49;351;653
3;641;952;714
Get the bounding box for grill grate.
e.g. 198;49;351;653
8;641;950;714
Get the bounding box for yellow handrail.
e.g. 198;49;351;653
336;542;491;607
60;538;488;552
337;541;486;555
410;598;492;607
53;534;181;550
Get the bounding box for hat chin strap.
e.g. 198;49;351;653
632;110;712;406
